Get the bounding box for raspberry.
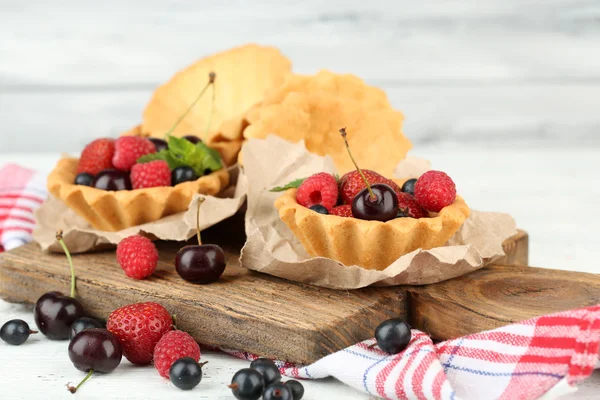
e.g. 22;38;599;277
112;136;156;171
106;302;172;365
77;138;115;175
116;235;159;279
339;170;401;204
130;160;171;189
295;173;338;211
153;330;201;378
330;204;353;217
397;192;427;218
414;170;456;212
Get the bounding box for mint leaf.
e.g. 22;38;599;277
270;177;306;192
136;136;224;177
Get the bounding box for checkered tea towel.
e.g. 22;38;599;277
225;305;600;399
0;164;47;252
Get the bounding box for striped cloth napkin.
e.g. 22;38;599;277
1;163;599;399
225;305;600;400
0;164;47;252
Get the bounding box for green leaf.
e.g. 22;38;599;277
137;136;224;177
270;177;307;192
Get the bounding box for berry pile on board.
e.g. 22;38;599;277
273;128;458;222
72;73;223;192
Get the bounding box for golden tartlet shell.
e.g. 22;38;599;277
275;188;470;271
48;157;229;231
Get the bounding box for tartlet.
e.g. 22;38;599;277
274;182;470;271
48;157;229;231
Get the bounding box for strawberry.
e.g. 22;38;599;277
106;302;172;365
330;204;353;217
339;170;401;204
112;136;156;171
396;192;428;218
414;170;457;212
77;138;115;175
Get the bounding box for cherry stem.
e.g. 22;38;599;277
67;369;94;394
56;230;76;298
204;72;217;142
196;197;206;246
339;128;375;200
165;72;216;138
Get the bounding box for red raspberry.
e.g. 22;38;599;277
153;330;201;378
397;192;428;218
339;170;401;204
130;160;171;189
414;170;456;212
330;205;353;217
112;136;156;171
106;302;172;365
77;138;115;175
296;173;338;211
116;235;159;279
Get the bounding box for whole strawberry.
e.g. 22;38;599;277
116;235;159;279
330;205;353;217
106;302;172;365
414;170;456;212
296;172;338;211
112;136;156;171
130;160;172;189
77;138;115;175
153;330;201;378
339;170;401;204
396;192;428;218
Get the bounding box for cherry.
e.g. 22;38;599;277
67;328;122;393
0;319;37;345
74;173;94;186
93;169;131;191
172;166;198;185
169;357;208;390
149;138;168;152
374;318;411;354
264;383;293;400
229;368;265;400
339;128;398;221
34;231;85;340
285;380;305;400
176;198;226;284
401;178;417;196
70;317;103;340
309;204;328;215
250;358;281;386
352;184;398;221
183;135;202;144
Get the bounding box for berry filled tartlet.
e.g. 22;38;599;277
273;129;470;270
47;74;229;231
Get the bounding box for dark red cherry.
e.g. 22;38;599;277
34;291;85;340
175;244;226;284
67;328;122;393
93;169;131;191
352;184;399;221
183;135;202;144
149;138;168;152
74;173;94;186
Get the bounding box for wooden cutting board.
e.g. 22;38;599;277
1;215;599;364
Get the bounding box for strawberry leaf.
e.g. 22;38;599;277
270;177;306;192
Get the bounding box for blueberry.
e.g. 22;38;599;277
401;179;417;196
169;357;205;390
172;166;198;186
250;358;281;386
229;368;265;400
70;317;103;340
374;318;411;354
309;205;329;215
1;319;37;345
285;380;305;400
263;382;293;400
74;173;95;186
